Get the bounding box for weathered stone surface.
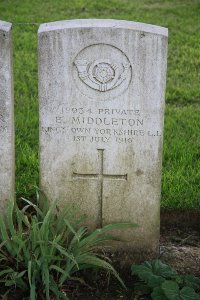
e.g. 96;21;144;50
38;19;168;253
0;21;14;211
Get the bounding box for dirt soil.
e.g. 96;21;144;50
66;226;200;299
160;227;200;277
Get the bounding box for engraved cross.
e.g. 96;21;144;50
73;149;127;227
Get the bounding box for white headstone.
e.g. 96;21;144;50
0;21;14;211
38;19;168;254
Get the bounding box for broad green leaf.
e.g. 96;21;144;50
162;280;180;300
132;260;177;279
176;275;185;286
151;287;168;300
151;260;177;278
131;264;152;275
148;274;165;288
131;264;165;287
183;275;200;291
180;287;200;300
162;283;200;300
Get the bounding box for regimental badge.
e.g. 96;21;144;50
74;59;131;92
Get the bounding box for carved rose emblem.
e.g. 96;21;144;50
74;59;131;92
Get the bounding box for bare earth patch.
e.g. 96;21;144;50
67;227;200;299
160;227;200;277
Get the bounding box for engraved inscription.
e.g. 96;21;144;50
42;104;163;143
73;149;127;227
74;59;131;92
73;44;132;100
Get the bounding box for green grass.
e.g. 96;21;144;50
0;0;199;209
163;105;200;209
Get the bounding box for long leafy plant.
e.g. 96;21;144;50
0;195;137;299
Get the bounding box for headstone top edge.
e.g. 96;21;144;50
38;19;168;37
0;20;12;32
